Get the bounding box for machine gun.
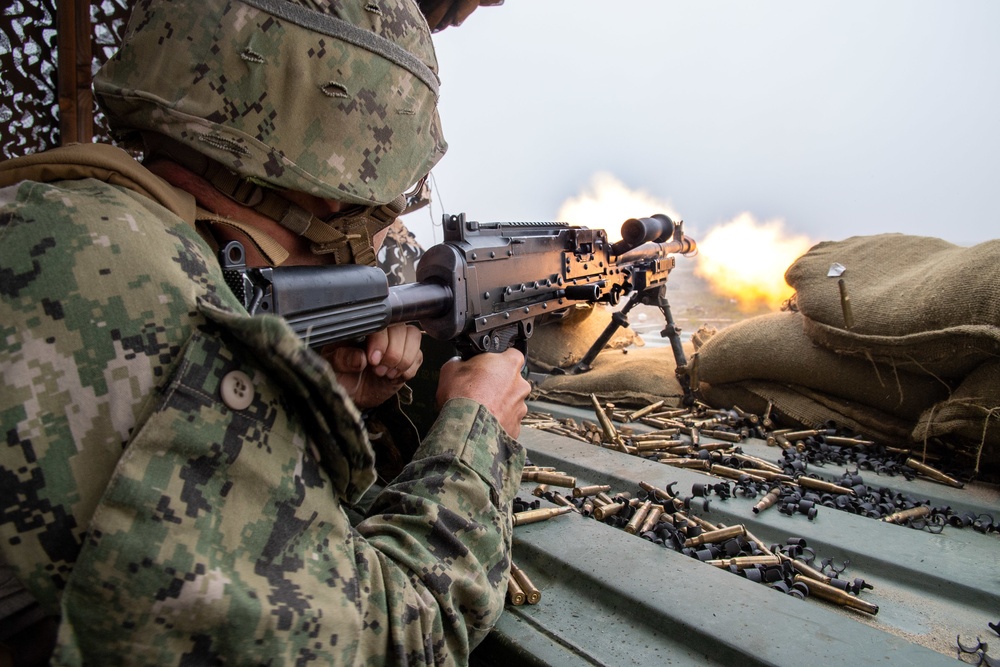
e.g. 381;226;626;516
220;212;697;398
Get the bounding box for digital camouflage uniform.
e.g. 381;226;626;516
0;145;523;666
0;0;525;663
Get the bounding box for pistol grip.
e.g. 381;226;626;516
456;323;526;360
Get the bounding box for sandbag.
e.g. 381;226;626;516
527;303;642;373
689;311;948;420
785;234;1000;377
697;379;916;444
913;359;1000;477
531;346;686;409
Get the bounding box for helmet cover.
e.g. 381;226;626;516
94;0;447;206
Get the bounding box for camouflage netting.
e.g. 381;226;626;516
690;234;1000;479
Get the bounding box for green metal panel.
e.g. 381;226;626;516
471;401;1000;666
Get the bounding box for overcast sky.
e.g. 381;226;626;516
403;1;999;250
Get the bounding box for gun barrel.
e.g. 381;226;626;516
388;281;454;325
617;235;698;263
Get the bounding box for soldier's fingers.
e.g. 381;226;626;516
323;344;367;374
365;328;390;368
396;347;424;383
376;324;422;378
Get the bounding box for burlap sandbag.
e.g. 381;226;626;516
689;311;948;420
785;234;1000;377
913;359;1000;476
697;380;915;444
527;303;642;373
531;346;687;409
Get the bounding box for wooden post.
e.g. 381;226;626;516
57;0;94;145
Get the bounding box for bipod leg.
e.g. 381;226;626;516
568;292;642;374
657;285;694;405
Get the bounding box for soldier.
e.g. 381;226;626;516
0;0;530;664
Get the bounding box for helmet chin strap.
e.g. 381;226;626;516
143;133;403;267
206;164;405;266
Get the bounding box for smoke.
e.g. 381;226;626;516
556;172;681;237
557;173;814;312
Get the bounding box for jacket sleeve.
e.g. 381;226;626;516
355;398;524;664
0;176;526;666
55;322;524;667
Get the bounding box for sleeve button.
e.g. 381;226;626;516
220;370;254;410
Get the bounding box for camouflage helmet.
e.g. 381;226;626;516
94;0;447;207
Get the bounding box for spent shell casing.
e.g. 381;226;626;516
773;434;792;449
510;563;541;605
531;484;549;497
592;501;626;521
752;487;782;514
777;553;831;584
796;477;855;495
737;406;761;425
522;471;577;488
627;400;666;422
506;574;526;606
591;393;626;451
639;505;665;534
683;524;747;548
684;513;723;532
633;439;685;452
631;429;682;440
624;500;654;534
793;575;878;615
782;429;820;440
730;453;785;474
710;464;767;484
550;427;592;443
882;505;931;524
548;492;579;511
706;555;781;569
697;442;734;452
512;505;574;527
742;468;794;483
904;458;964;488
572;484;613;498
743;528;775;556
699;429;744;443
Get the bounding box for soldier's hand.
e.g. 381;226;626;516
323;323;423;410
436;348;531;438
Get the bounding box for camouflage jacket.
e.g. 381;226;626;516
0;147;525;665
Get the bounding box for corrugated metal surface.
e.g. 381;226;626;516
471;400;1000;666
